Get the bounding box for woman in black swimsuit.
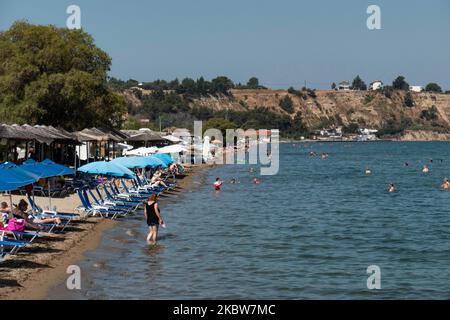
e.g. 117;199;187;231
144;194;163;245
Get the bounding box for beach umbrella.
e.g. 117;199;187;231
39;159;75;209
40;159;75;176
21;159;63;179
112;156;167;169
124;146;158;156
0;162;39;209
157;144;186;154
77;161;136;179
152;153;173;166
21;159;74;209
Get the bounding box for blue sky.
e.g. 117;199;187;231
1;0;449;89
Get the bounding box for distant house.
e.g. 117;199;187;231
409;86;423;92
338;81;351;91
369;80;383;91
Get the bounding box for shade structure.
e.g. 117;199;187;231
21;159;70;179
0;162;39;191
152;153;173;166
124;147;158;156
40;159;75;176
157;144;186;154
77;161;136;179
111;156;167;169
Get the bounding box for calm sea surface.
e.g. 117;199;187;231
48;142;450;299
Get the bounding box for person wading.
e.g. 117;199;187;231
144;194;164;245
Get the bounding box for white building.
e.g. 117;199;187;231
338;81;351;91
369;80;383;91
409;86;423;92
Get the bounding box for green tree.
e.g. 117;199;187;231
279;95;294;113
246;77;259;89
204;118;238;137
392;76;409;90
351;75;367;90
404;92;415;107
0;21;126;130
211;76;234;95
425;83;442;93
420;105;439;121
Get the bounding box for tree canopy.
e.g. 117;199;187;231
351;76;367;90
0;21;126;130
425;83;442;93
392;76;409;90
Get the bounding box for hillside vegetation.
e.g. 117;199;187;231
121;86;450;139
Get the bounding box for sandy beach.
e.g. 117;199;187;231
0;164;212;300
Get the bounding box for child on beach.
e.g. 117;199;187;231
144;194;164;245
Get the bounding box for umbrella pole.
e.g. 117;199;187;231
9;192;13;212
48;180;52;210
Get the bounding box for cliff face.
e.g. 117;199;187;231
123;87;450;134
192;89;450;130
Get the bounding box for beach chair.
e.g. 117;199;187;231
0;238;29;256
76;190;127;219
88;189;138;213
1;229;42;243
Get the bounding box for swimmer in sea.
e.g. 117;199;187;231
253;178;261;184
230;178;236;184
213;177;223;191
441;178;450;189
389;183;395;193
249;167;255;173
365;167;372;175
405;162;409;167
422;165;429;173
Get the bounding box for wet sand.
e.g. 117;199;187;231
0;164;212;300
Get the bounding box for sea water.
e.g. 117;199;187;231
47;142;450;299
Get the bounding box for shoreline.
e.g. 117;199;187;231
0;164;213;300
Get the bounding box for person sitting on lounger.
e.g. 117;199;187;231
151;171;168;188
168;163;179;174
12;200;62;230
0;202;10;224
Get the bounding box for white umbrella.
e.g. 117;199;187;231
157;144;186;154
163;135;183;143
124;147;158;156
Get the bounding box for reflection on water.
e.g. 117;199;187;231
48;142;450;299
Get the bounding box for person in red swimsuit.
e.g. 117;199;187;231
213;178;223;191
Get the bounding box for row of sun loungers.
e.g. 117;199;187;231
1;167;177;262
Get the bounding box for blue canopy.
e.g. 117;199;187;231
21;159;67;179
0;162;39;191
40;159;75;176
77;161;136;179
152;153;173;166
111;156;167;169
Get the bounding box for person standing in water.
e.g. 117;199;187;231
441;178;450;189
144;194;164;245
213;178;223;191
389;183;395;193
422;165;429;173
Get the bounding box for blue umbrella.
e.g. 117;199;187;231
112;156;167;169
144;156;167;168
21;159;65;179
77;161;136;179
152;153;173;166
0;163;39;209
40;159;75;176
0;162;39;188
